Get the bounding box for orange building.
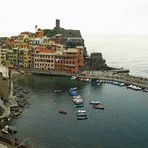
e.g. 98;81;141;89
54;47;84;74
33;46;84;74
35;29;44;38
34;48;55;70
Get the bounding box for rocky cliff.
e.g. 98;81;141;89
80;53;114;71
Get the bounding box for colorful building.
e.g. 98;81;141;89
34;49;55;70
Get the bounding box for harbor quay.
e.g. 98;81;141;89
27;69;148;89
78;70;148;89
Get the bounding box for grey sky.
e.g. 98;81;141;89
0;0;148;36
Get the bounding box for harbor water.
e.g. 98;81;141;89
12;34;148;148
13;75;148;148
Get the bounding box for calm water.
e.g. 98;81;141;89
13;75;148;148
12;35;148;148
84;34;148;78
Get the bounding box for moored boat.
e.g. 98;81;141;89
77;115;88;120
74;104;84;108
76;112;87;116
93;104;104;110
71;76;77;80
54;90;62;93
59;109;67;114
76;110;86;114
90;101;100;105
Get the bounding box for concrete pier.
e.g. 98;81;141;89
79;70;148;88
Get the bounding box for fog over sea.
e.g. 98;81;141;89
84;34;148;78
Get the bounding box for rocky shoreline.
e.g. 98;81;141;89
0;71;32;137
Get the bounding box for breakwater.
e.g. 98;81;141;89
79;70;148;89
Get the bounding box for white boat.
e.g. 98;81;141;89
76;110;86;114
93;104;104;110
54;90;62;93
71;76;77;80
90;101;100;105
76;112;87;116
1;128;9;134
77;116;88;120
73;99;83;105
73;95;81;99
143;88;148;92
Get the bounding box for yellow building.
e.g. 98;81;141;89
13;43;29;49
0;49;8;65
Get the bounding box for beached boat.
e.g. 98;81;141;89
1;128;9;134
59;109;67;114
8;126;17;134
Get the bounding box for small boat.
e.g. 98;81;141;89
1;128;9;134
143;88;148;92
93;104;104;110
77;116;88;120
90;101;100;105
71;76;77;80
70;91;78;96
80;78;90;82
59;109;67;114
73;99;83;104
69;87;77;91
76;110;86;114
8;126;17;134
73;95;81;99
97;83;101;86
74;104;84;108
54;90;62;93
76;112;87;116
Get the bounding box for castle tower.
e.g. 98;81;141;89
55;19;60;28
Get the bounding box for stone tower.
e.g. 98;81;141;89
55;19;60;28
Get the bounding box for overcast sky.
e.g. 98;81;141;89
1;0;148;36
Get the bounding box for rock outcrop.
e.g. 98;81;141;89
80;53;114;71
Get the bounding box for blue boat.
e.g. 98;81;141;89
74;104;84;108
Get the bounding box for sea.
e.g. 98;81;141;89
11;34;148;148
